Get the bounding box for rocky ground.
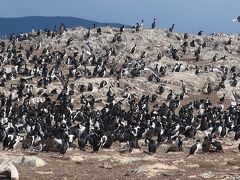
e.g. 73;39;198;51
1;135;240;180
1;26;240;179
1;27;240;105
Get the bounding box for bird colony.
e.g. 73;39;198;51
1;22;240;159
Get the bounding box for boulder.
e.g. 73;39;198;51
0;159;19;180
21;156;46;167
134;163;178;177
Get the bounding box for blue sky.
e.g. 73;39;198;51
1;0;240;33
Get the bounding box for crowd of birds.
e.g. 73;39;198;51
0;19;240;158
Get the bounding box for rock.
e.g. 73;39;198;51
231;149;239;153
186;164;200;168
99;163;112;169
130;149;142;154
0;155;46;167
71;155;85;162
232;166;240;170
198;172;215;179
21;156;46;167
0;159;19;180
173;159;185;164
134;163;178;177
188;175;197;179
214;174;227;179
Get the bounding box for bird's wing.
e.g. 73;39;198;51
55;73;67;87
143;67;160;77
21;75;35;80
212;67;224;74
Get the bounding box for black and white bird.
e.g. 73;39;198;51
60;135;69;155
3;134;22;151
211;140;224;153
233;16;240;22
175;136;183;151
169;24;175;32
187;140;201;157
219;94;225;104
145;138;157;154
130;44;137;54
151;18;157;29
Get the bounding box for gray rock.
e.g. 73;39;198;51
0;155;46;167
134;163;178;177
99;162;112;169
71;155;85;162
198;172;215;179
232;166;240;170
186;164;200;168
22;156;46;167
0;160;19;180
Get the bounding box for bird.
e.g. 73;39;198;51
60;135;69;155
120;25;125;33
212;53;218;62
220;55;227;60
157;85;164;95
207;82;212;95
202;136;211;153
140;20;144;29
187;140;201;157
184;33;189;40
198;30;204;35
99;80;107;89
211;140;224;153
97;27;102;35
130;44;137;54
226;37;232;45
233;16;240;22
175;136;183;151
169;24;175;32
145;138;157;154
7;135;22;151
66;38;73;46
219;94;225;104
151;18;157;29
167;90;173;101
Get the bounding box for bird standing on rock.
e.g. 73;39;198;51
169;24;175;32
152;18;157;29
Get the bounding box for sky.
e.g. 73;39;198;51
1;0;240;34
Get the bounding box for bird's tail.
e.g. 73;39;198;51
186;154;191;158
233;18;237;22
